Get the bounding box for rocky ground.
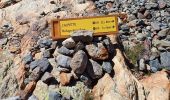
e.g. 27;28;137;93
0;0;170;100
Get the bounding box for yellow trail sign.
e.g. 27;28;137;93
51;15;119;40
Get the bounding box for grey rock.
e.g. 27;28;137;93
4;96;21;100
29;58;50;72
41;72;53;83
57;66;70;72
103;38;114;53
71;30;93;43
56;54;71;68
145;3;158;9
48;91;62;100
37;38;52;48
158;0;166;9
42;49;51;58
102;61;112;74
23;52;33;64
29;67;42;81
120;25;130;33
51;41;58;49
151;22;161;31
158;28;170;37
62;38;76;49
28;95;38;100
137;12;145;19
80;74;92;86
149;59;161;72
58;46;74;56
70;50;88;74
86;43;109;60
74;41;85;52
139;59;146;71
136;33;146;41
160;52;170;69
48;58;57;68
87;59;103;79
0;38;8;46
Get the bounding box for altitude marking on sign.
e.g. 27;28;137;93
51;15;119;40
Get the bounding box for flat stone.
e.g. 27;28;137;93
86;43;109;60
87;59;103;79
160;52;170;69
62;37;76;49
41;72;53;84
151;22;161;31
102;61;112;74
71;30;93;43
58;46;74;56
149;59;161;72
48;91;62;100
23;52;33;64
70;50;88;74
37;38;52;48
158;28;170;37
29;58;50;72
56;54;71;69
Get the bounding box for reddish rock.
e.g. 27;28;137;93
59;72;72;86
86;43;109;60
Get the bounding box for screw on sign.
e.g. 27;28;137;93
51;13;127;40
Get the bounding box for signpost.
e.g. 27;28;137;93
51;15;121;40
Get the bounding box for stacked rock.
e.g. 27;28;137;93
21;30;115;89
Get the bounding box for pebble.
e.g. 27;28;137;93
37;38;52;48
62;37;76;49
160;52;170;69
28;95;38;100
70;50;88;74
158;28;169;37
58;46;74;56
151;22;161;31
48;91;62;100
23;52;33;64
0;38;8;46
149;59;161;72
102;61;113;74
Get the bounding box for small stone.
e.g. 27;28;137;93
137;12;145;19
149;59;161;72
5;96;21;100
103;38;114;53
58;46;74;56
29;67;42;81
136;33;146;41
151;22;161;31
160;52;170;69
48;58;57;68
145;3;158;10
70;50;88;74
0;38;7;46
158;0;166;9
41;72;53;84
71;30;93;43
74;41;85;52
57;67;70;72
62;37;76;49
86;43;109;60
37;38;52;48
158;28;170;37
56;54;71;68
120;25;130;33
80;74;92;86
28;95;38;100
23;52;33;64
48;91;62;100
87;59;103;79
34;52;43;60
29;58;50;72
42;49;51;58
51;41;58;49
59;72;72;86
139;59;146;71
102;61;113;74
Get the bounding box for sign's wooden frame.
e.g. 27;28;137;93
51;15;120;40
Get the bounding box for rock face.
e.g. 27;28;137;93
70;50;88;74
